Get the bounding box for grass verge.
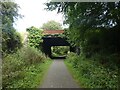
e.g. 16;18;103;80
10;60;52;88
64;52;118;89
64;60;84;88
2;46;53;88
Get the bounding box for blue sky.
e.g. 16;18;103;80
14;0;66;32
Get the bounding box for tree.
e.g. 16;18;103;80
26;26;43;50
45;2;120;29
45;2;119;88
45;2;120;55
1;1;22;55
41;20;62;30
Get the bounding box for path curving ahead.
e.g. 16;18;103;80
40;59;79;88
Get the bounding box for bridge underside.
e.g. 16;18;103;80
42;37;75;59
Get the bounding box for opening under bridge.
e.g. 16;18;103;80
42;30;76;59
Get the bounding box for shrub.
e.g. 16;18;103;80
65;52;119;88
2;46;50;88
26;26;43;50
19;46;46;65
2;28;22;55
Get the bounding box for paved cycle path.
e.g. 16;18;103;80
40;59;79;88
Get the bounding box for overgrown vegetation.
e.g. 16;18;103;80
2;46;52;88
65;52;119;88
1;1;22;55
2;1;120;89
51;46;69;57
46;2;120;88
45;2;120;58
26;26;43;50
1;1;52;89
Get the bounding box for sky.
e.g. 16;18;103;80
14;0;65;32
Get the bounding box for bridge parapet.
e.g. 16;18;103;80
43;30;64;35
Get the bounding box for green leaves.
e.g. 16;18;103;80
26;26;43;49
50;3;120;61
2;46;52;88
65;52;119;88
51;46;69;57
1;1;22;55
45;2;120;88
41;20;62;30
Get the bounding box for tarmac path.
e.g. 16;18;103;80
40;59;79;88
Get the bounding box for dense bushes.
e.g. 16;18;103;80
65;52;118;88
2;28;22;55
26;26;43;50
81;28;120;58
1;1;22;55
1;1;52;88
2;46;52;88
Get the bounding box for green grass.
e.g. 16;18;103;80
2;46;53;88
64;60;84;88
10;60;52;88
64;52;119;89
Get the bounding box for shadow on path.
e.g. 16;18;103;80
51;56;66;59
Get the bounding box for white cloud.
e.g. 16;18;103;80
14;0;65;32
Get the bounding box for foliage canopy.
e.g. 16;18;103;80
45;2;120;56
1;1;22;55
41;20;63;30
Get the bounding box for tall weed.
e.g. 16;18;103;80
65;52;119;88
2;46;50;88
